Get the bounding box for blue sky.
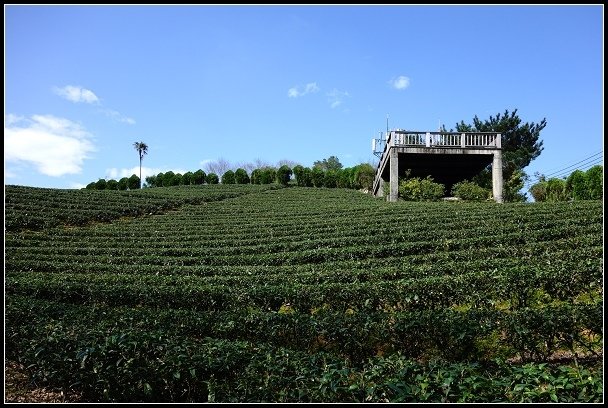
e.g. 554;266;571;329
4;5;604;193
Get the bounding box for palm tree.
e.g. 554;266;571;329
133;141;148;189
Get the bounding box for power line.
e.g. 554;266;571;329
543;151;603;178
540;150;603;175
522;150;603;189
544;158;603;180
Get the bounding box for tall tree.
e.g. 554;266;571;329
133;141;149;189
313;156;343;172
455;109;546;202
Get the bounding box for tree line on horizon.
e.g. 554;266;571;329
84;156;377;192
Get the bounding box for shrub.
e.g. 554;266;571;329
451;180;490;201
399;176;445;201
353;163;375;191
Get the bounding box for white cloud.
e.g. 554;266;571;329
389;76;411;90
105;166;188;181
5;113;25;126
102;108;136;125
327;89;350;109
69;182;87;189
54;85;100;104
287;82;320;98
4;114;96;177
53;85;136;124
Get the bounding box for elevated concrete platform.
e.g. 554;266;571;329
373;131;503;203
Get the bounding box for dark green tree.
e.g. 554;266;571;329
311;167;325;187
133;141;148;189
276;165;292;186
145;175;158;188
336;168;354;189
455;109;546;202
313;156;343;172
95;178;107;190
192;169;206;185
171;173;183;186
206;172;219;184
250;169;261;185
259;168;276;184
545;178;568;202
106;179;119;190
529;178;547;202
162;171;175;187
182;171;194;186
324;170;338;188
292;165;305;186
353;163;375;191
155;172;165;187
234;168;250;184
221;170;236;184
118;177;129;191
300;167;313;187
566;170;589;200
128;174;141;190
585;165;603;200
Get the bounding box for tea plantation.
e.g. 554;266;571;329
4;184;603;402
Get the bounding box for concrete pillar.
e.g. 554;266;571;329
389;148;399;202
492;150;504;203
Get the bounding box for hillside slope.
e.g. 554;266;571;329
5;186;603;402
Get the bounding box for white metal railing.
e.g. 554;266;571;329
388;131;501;149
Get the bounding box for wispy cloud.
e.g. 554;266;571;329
5;113;25;126
287;82;320;98
327;89;350;109
53;85;135;125
4;114;96;177
105;166;188;181
101;108;136;125
389;76;411;90
53;85;100;104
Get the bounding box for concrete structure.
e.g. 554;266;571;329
373;130;503;203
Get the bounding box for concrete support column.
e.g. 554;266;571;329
389;148;399;202
492;150;504;203
377;178;384;197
